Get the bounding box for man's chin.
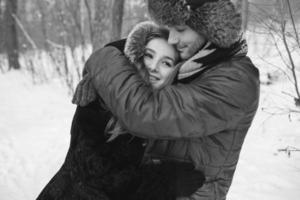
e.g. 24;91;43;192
180;52;192;60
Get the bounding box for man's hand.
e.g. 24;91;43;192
72;73;97;106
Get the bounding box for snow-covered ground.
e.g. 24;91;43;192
0;65;300;199
0;71;75;200
228;81;300;200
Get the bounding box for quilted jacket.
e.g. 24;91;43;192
83;41;260;200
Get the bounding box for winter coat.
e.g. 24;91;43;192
82;39;260;200
36;101;146;200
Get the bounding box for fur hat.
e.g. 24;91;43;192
124;21;169;65
147;0;242;48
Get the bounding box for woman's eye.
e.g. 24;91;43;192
162;61;173;68
144;53;153;59
176;27;186;33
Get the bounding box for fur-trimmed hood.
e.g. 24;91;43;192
124;21;168;66
147;0;242;48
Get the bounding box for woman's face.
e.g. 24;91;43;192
143;38;179;89
167;25;206;60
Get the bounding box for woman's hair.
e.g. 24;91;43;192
124;21;170;66
139;28;169;64
144;28;169;47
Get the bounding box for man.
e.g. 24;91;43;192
73;0;260;199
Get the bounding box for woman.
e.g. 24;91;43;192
37;21;205;200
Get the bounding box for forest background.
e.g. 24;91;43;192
1;0;300;98
1;0;300;200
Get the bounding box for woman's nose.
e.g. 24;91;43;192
146;60;158;72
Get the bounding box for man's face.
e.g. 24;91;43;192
167;25;206;60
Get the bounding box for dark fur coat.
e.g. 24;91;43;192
37;101;145;200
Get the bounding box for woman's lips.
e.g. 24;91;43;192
149;75;159;82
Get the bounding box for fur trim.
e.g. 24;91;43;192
124;21;167;65
148;0;242;48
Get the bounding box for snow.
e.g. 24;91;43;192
1;58;300;199
228;86;300;200
0;71;75;200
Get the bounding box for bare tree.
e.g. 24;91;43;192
251;0;300;106
4;0;20;70
84;0;111;50
0;0;5;72
281;0;300;106
233;0;249;31
241;0;249;31
0;0;5;52
111;0;125;41
36;0;50;51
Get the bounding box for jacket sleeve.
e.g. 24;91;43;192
187;179;231;200
85;46;259;139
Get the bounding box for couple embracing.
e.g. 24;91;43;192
37;0;259;200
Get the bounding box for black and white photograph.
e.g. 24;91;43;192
0;0;299;199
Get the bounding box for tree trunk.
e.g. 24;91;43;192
36;0;49;51
241;0;249;31
1;0;4;52
85;0;111;50
111;0;125;42
4;0;20;70
233;0;249;31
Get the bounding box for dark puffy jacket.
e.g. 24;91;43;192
84;43;260;200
